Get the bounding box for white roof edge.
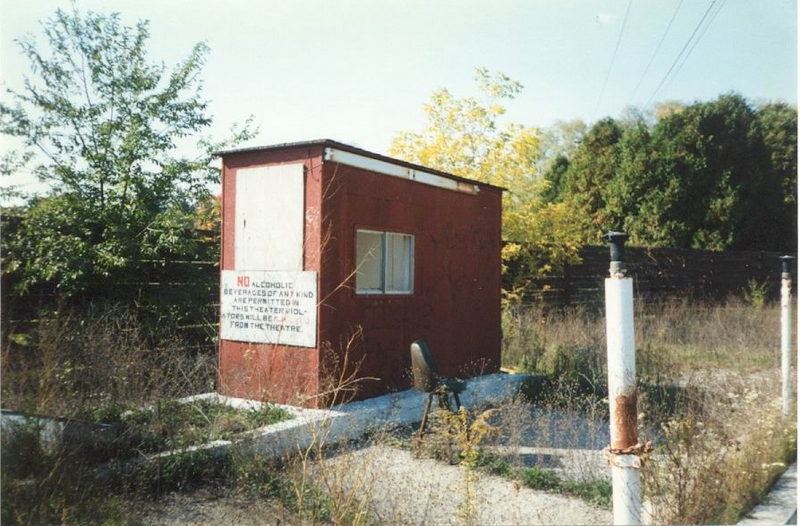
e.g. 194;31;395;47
324;147;479;195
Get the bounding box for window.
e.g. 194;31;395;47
356;230;414;294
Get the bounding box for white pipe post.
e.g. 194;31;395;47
604;232;641;526
780;256;794;419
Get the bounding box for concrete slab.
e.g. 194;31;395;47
738;463;797;525
170;372;530;460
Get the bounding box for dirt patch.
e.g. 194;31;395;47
134;443;611;525
137;488;293;525
323;445;612;525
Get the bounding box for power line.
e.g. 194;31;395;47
663;0;727;94
593;0;634;119
646;0;718;106
629;0;684;103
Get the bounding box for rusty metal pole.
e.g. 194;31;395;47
780;256;794;419
604;232;641;525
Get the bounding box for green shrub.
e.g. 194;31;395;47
119;398;293;453
519;466;561;491
561;478;612;508
131;449;233;496
743;279;769;309
473;449;512;477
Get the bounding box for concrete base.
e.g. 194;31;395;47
1;409;118;453
2;373;526;463
174;372;528;459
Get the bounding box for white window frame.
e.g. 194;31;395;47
355;229;414;295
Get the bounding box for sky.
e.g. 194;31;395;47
1;0;797;195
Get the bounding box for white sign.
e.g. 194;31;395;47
220;270;317;347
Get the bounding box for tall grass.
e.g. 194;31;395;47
503;296;781;377
2;302;215;417
502;295;796;524
1;304;219;523
643;389;795;524
3;295;795;524
2;304;378;525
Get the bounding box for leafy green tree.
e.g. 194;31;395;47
556;93;795;252
756;102;797;249
605;119;653;235
390;69;583;295
560;118;623;242
1;8;253;295
635;94;777;250
541;154;570;203
758;103;797;206
539;119;588;204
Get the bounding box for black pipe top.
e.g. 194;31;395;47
780;255;795;275
604;231;628;263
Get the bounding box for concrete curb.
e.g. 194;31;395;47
246;371;529;457
1;373;528;464
738;463;797;525
168;372;530;459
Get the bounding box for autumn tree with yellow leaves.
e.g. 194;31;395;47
390;68;582;300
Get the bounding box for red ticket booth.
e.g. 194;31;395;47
215;140;503;406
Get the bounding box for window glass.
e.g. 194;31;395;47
386;233;413;293
356;230;384;291
355;230;414;294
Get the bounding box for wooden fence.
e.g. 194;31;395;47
2;258;221;353
514;245;792;307
4;245;793;352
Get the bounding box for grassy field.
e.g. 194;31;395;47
1;296;796;524
502;296;783;376
501;297;796;524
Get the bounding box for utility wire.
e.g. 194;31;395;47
646;0;718;106
593;0;634;119
629;0;684;103
663;0;727;94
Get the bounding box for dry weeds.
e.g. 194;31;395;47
2;295;796;525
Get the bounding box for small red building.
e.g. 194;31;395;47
215;140;503;406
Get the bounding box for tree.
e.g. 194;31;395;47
637;93;778;250
541;154;570;203
756;102;797;249
538;118;588;167
538;119;587;203
555;93;796;252
560;118;623;242
389;69;582;295
1;8;253;295
605;119;654;237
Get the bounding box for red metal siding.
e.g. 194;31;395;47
218;147;325;407
318;162;502;400
218;145;503;406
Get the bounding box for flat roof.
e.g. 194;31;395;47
213;139;506;192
